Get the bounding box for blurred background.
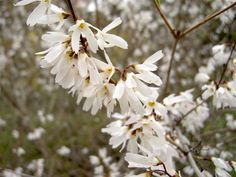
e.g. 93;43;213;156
0;0;236;176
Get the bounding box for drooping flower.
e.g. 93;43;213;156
38;4;70;29
134;50;163;86
95;18;128;50
15;0;52;26
125;145;177;176
69;19;98;53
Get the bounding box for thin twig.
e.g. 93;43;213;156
161;38;179;97
153;0;176;38
94;0;100;27
216;42;236;88
179;2;236;38
66;0;77;22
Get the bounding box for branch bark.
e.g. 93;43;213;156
66;0;77;22
153;0;176;38
179;2;236;38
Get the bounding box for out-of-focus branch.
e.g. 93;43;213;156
201;127;236;138
0;85;27;116
94;0;100;27
216;42;236;88
153;0;177;38
179;2;236;38
160;38;179;98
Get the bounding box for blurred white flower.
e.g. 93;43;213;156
0;118;6;128
27;159;44;177
27;127;45;140
195;72;210;84
57;146;71;156
12;130;20;139
2;168;23;177
13;147;25;157
212;157;234;177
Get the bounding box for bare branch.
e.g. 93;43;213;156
66;0;77;22
179;2;236;38
161;38;179;98
153;0;177;38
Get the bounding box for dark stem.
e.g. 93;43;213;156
161;38;179;98
216;42;236;88
66;0;77;22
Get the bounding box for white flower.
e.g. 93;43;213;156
38;4;69;29
164;89;194;106
113;78;144;114
134;50;163;86
202;82;216;100
145;100;167;116
211;157;234;177
0;118;6;127
204;81;236;109
27;159;44;177
82;82;116;117
102;112;177;164
15;0;52;26
57;146;71;156
69;19;98;53
27;128;45;140
212;157;232;172
195;72;210;84
3;168;23;177
13;147;25;157
38;32;81;89
95;18;128;50
12;130;20;139
125;145;177;176
90;148;121;177
212;44;229;66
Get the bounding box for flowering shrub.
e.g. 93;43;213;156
0;0;236;176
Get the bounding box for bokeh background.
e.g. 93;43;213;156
0;0;236;176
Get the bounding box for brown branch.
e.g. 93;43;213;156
153;0;177;38
216;42;236;88
66;0;77;22
94;0;100;27
179;2;236;38
161;38;179;98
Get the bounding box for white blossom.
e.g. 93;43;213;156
27;159;44;177
27;127;45;140
57;146;71;156
95;17;128;50
69;19;98;53
15;0;52;26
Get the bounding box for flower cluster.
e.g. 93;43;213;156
102;111;178;176
14;0;236;177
